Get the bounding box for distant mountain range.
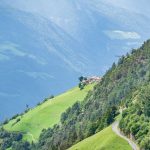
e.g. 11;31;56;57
0;0;149;121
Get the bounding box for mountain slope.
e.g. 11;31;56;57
35;40;150;150
119;84;150;150
4;84;94;142
1;40;150;150
69;126;131;150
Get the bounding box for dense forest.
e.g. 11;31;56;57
120;84;150;149
0;128;31;150
1;40;150;150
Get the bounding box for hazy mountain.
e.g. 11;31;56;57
0;0;149;121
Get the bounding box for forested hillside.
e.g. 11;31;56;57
34;40;150;150
120;84;150;150
1;40;150;150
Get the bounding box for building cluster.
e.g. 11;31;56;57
82;76;101;84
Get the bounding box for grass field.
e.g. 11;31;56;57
4;84;94;142
69;126;132;150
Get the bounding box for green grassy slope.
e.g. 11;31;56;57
4;84;94;142
69;126;132;150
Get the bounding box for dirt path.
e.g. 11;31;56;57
112;121;139;150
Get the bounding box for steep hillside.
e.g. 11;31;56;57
119;84;150;149
4;84;94;142
35;40;150;150
69;126;131;150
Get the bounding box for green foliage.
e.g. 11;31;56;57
0;128;24;150
120;85;150;149
78;82;86;90
38;95;55;106
78;76;87;90
78;76;87;82
12;141;31;150
3;119;9;125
